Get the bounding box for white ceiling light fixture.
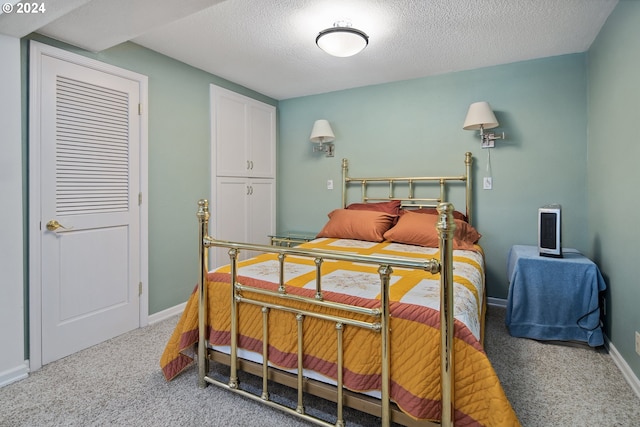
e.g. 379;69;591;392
316;20;369;58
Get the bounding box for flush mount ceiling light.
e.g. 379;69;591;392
316;21;368;57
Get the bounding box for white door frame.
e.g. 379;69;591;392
28;41;149;371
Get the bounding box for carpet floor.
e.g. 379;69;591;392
0;306;638;426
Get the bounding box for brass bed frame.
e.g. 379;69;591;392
196;152;474;427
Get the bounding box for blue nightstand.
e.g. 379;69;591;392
505;245;606;347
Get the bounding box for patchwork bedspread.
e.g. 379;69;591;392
161;238;519;426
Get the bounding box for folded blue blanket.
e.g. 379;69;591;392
505;245;606;346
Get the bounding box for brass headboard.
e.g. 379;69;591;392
341;152;474;224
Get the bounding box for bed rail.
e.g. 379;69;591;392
196;199;457;427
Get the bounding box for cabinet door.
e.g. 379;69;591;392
213;89;248;177
247;179;275;245
214;177;249;268
211;84;275;178
213;177;275;267
248;103;276;178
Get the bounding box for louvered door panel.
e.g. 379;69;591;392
55;76;130;215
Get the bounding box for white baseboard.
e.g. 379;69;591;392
606;337;640;400
148;301;186;325
487;297;507;308
0;361;29;388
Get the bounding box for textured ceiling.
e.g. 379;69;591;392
1;0;618;100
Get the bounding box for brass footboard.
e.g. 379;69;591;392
195;200;457;427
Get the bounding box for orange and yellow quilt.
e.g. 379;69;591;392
160;238;519;426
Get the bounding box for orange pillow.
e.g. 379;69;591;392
317;209;397;242
346;200;401;215
383;210;481;249
400;207;468;222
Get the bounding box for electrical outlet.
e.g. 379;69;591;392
483;177;492;190
327;179;333;190
636;331;640;356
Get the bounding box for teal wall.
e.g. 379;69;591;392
278;54;588;299
587;0;640;379
21;34;277;315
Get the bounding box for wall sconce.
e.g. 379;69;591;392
463;101;505;148
309;119;335;157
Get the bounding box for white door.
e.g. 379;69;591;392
34;49;144;365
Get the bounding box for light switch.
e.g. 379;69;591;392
327;179;334;190
483;177;492;190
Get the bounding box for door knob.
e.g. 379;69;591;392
46;219;72;231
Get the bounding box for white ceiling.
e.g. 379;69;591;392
1;0;618;100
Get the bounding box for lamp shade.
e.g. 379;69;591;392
316;26;368;57
463;101;499;130
310;120;335;143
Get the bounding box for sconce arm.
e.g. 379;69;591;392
313;141;335;157
481;131;505;149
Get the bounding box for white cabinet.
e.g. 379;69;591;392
211;85;276;178
213;177;275;267
210;84;276;268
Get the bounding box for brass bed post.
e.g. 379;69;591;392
437;202;456;427
228;247;240;389
197;199;210;388
335;322;345;427
296;314;305;414
464;151;473;225
341;158;348;208
378;265;393;427
261;307;270;400
314;258;323;300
